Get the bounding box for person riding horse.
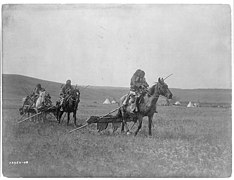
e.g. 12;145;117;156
57;80;80;126
123;69;151;113
59;80;74;111
31;84;45;104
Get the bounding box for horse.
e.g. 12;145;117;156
119;77;173;136
19;96;36;117
35;91;46;110
56;88;80;126
19;91;53;122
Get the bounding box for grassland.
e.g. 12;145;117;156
2;74;232;177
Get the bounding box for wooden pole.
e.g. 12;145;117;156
130;122;136;130
68;123;89;133
86;105;123;122
163;74;173;81
17;112;42;124
17;106;54;124
18;113;26;122
83;85;89;90
70;104;124;134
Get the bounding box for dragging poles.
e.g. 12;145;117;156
69;105;124;134
17;106;54;124
86;105;124;122
17;112;42;124
68;122;89;133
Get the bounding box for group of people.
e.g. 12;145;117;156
31;69;152;113
31;80;74;109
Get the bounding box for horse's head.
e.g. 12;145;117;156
156;77;173;99
39;90;46;98
71;89;80;99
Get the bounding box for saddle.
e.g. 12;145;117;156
123;91;146;113
59;90;79;111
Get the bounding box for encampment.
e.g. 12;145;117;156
194;103;200;107
103;98;111;104
174;101;181;106
187;101;194;108
111;100;117;104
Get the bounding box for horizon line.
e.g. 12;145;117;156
2;73;232;90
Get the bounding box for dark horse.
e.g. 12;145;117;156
120;77;172;136
19;95;36;116
56;89;80;126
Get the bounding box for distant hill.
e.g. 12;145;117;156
2;74;232;108
2;74;129;107
169;88;232;105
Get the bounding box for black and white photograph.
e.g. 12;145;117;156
1;1;232;177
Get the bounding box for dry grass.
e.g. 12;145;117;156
2;74;232;177
2;104;231;177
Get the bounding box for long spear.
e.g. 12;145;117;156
163;73;173;81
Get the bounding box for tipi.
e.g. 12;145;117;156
187;101;194;107
103;98;111;104
174;101;181;106
111;100;117;104
194;103;200;107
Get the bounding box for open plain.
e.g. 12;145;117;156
2;74;232;177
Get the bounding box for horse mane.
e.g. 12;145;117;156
148;84;157;96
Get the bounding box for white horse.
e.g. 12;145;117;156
35;90;46;109
34;91;46;122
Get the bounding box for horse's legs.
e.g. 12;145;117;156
148;115;153;136
34;109;38;123
121;114;129;133
122;119;130;134
57;110;60;122
120;110;130;134
120;109;125;133
67;113;70;126
121;122;125;133
135;116;143;136
73;112;77;126
58;111;63;124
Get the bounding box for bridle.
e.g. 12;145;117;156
152;82;168;98
67;90;80;102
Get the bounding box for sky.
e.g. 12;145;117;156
2;4;232;89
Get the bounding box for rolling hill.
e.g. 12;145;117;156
2;74;232;177
2;74;232;108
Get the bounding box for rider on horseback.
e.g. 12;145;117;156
32;84;45;104
123;69;149;113
59;80;74;111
